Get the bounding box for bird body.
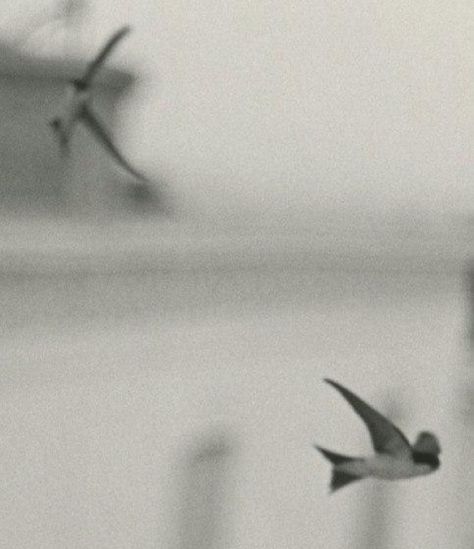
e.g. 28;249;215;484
50;25;148;181
57;85;88;137
334;453;434;480
315;379;440;492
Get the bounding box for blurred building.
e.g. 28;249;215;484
0;39;163;217
0;18;472;549
0;213;472;548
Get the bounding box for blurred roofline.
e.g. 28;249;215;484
0;40;135;90
0;213;472;276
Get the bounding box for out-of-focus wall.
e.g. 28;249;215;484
0;226;469;549
0;41;133;215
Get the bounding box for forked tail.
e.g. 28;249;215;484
314;445;362;492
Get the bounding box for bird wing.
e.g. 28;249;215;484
81;106;147;181
324;378;411;457
79;26;131;86
80;105;148;181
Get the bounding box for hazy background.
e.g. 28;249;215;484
0;2;473;548
0;0;471;226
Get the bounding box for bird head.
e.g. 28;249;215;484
413;431;441;455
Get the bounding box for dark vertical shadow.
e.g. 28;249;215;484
459;265;474;546
174;430;234;549
355;481;392;549
459;266;474;432
354;398;400;549
466;264;474;347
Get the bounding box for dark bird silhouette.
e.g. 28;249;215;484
314;378;441;492
50;25;148;181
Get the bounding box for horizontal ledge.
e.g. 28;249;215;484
0;43;135;89
0;216;472;275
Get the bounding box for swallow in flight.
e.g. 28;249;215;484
314;378;441;493
50;25;148;181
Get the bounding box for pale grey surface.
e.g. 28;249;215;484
0;2;471;547
1;1;471;226
0;228;469;548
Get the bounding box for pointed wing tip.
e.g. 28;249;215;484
324;379;351;396
117;25;132;38
323;378;411;456
323;378;338;388
80;107;148;181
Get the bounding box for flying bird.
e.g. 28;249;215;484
314;378;441;493
50;25;147;181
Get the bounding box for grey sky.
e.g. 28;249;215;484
1;1;472;223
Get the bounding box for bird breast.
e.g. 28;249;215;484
340;454;432;480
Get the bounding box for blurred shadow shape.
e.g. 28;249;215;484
122;178;174;218
175;430;234;549
353;397;401;549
